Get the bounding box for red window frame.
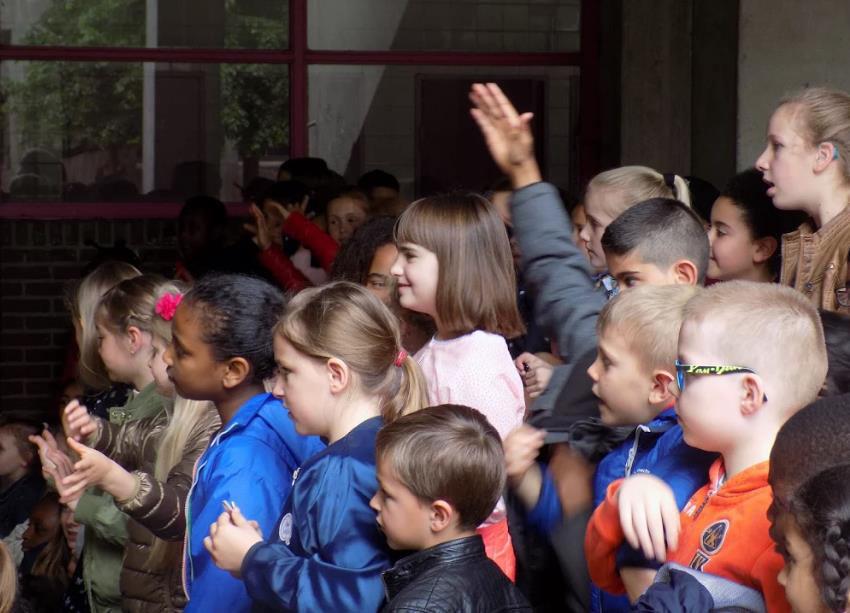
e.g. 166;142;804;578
0;0;600;219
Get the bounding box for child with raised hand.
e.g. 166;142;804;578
756;87;850;313
708;168;807;283
586;281;828;611
391;191;526;578
57;281;221;612
203;282;428;612
371;404;532;612
157;273;323;613
507;285;715;611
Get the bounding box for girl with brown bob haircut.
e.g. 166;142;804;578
392;192;526;581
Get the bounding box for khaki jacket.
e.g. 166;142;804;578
91;400;220;613
780;204;850;314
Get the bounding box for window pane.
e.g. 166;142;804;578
308;0;580;52
1;61;289;202
308;65;578;198
1;0;288;49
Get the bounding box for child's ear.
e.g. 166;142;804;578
326;358;350;394
752;236;778;264
814;141;837;173
125;326;145;355
739;373;767;417
649;370;675;406
670;260;699;286
429;499;454;533
222;357;251;389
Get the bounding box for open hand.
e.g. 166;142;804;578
204;505;264;577
30;428;75;483
617;474;680;562
63;400;97;442
244;204;274;250
469;83;541;188
60;437;120;503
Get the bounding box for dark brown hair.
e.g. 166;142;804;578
375;404;505;530
394;192;524;339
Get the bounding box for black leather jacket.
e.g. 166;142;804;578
382;535;532;612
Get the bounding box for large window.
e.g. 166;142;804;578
0;0;593;212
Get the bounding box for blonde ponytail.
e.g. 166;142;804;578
588;165;692;220
382;355;428;423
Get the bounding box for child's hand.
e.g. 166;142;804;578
504;425;546;484
30;429;75;484
60;438;127;503
616;474;680;563
204;505;264;577
63;400;97;442
515;352;554;398
469;83;541;188
244;204;274;250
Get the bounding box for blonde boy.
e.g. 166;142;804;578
585;281;827;611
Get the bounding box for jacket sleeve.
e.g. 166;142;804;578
117;411;219;541
90;415;162;470
74;489;129;547
241;456;389;612
510;182;604;365
281;211;339;273
584;479;628;595
257;245;313;292
526;465;564;535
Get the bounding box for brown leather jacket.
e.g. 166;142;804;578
780;204;850;314
92;402;220;613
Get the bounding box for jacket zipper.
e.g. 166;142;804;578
624;425;649;476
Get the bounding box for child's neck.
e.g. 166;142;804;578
129;369;154;394
736;265;775;284
422;527;477;550
216;382;266;424
721;430;778;480
813;183;850;227
327;395;381;444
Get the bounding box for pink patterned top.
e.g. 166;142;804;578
415;330;526;524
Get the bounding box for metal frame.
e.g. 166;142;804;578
0;0;598;219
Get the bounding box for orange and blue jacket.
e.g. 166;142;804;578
584;458;790;613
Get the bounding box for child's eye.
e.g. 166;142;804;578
623;277;638;288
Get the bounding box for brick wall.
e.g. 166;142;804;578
0;218;179;421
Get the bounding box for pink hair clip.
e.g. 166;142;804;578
155;292;183;321
394;349;408;367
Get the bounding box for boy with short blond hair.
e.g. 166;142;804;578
371;404;531;612
507;285;716;611
585;281;828;612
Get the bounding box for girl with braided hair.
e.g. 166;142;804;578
779;463;850;612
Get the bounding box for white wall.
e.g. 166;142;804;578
738;0;850;169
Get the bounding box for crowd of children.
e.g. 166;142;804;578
1;80;849;613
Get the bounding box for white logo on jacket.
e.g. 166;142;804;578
279;513;293;545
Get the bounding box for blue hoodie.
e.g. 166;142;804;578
184;393;324;613
528;408;716;612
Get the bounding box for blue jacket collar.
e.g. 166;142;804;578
211;392;273;446
642;406;678;433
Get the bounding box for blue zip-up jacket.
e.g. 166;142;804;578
241;416;393;612
527;408;716;612
184;393;324;613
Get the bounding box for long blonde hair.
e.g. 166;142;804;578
587;165;692;221
276;282;428;422
69;261;141;389
0;542;16;613
147;283;219;569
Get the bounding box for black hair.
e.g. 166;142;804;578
357;169;400;195
178;196;228;230
684;175;720;225
788;463;850;612
330;216;396;284
601;197;710;283
278;157;328;179
262;180;309;208
720;168;809;275
182;274;285;383
241;177;275;205
821;310;850;397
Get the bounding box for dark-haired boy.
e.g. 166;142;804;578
602;197;710;290
371;404;532;612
